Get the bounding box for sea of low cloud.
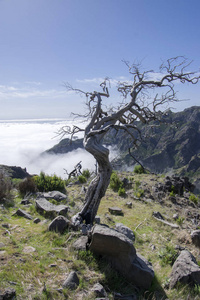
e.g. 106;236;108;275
0;119;93;178
0;119;118;178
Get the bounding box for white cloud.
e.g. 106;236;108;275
0;84;67;100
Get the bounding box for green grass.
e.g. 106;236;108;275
0;172;199;299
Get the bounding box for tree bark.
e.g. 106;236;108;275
73;133;112;225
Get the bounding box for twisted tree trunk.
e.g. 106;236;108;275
78;134;112;224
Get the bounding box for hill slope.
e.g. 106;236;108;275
45;106;200;178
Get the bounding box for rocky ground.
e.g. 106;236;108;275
1;171;200;299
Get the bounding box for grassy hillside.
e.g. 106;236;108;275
0;171;200;299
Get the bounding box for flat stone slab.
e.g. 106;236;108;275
35;198;68;215
108;207;123;216
13;208;33;220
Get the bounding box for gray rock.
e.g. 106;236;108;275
191;230;200;247
0;242;5;249
41;191;67;202
170;250;200;288
33;218;41;224
48;216;71;233
0;288;16;299
35;198;68;215
13;208;33;220
108;207;123;216
73;236;88;251
125;202;132;208
89;225;154;289
115;223;135;242
92;283;107;298
62;271;79;289
94;215;101;224
113;292;137;300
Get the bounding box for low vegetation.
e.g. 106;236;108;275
0;170;200;299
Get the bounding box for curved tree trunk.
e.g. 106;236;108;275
73;134;112;225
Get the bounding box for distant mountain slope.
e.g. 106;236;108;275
45;106;200;177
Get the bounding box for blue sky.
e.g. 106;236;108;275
0;0;200;119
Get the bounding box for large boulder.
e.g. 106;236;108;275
89;225;154;289
35;198;68;215
170;250;200;288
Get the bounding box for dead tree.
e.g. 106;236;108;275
60;57;200;225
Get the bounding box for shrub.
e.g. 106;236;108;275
82;169;90;178
34;172;65;192
18;177;37;196
134;165;145;174
118;186;126;197
189;193;199;204
158;244;178;266
0;172;13;203
78;175;87;183
110;171;123;191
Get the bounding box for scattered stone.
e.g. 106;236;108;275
39;191;67;202
48;216;71;233
191;230;200;248
170;250;200;288
62;271;79;290
35;198;68;215
49;264;57;268
0;288;16;300
0;242;5;249
152;211;164;220
89;225;154;289
73;236;88;251
92;283;107;298
173;214;179;220
2;224;9;229
94;215;101;224
115;223;135;242
33;218;41;224
108;207;123;216
21;199;30;205
22;246;36;254
125;201;132;208
13;208;33;220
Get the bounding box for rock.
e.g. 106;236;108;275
125;202;132;208
170;250;200;288
73;236;88;251
108;207;123;216
152;211;164;220
22;246;36;253
191;230;200;247
39;191;67;202
0;288;16;300
20;199;30;205
33;218;41;224
35;198;68;215
173;214;179;220
48;216;71;233
115;223;135;242
62;271;79;290
13;208;33;220
92;283;107;298
95;215;101;224
89;225;154;289
0;242;5;249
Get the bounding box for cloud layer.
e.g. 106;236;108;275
0;119;96;178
